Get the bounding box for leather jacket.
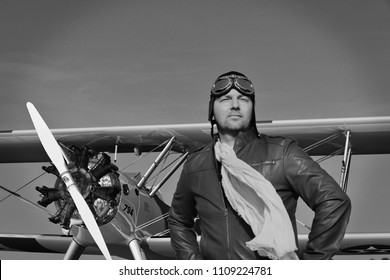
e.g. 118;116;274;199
168;129;351;260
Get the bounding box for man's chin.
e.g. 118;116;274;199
227;121;250;130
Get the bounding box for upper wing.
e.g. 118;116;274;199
1;116;389;163
0;123;210;163
258;116;390;155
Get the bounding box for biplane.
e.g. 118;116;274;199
0;103;390;259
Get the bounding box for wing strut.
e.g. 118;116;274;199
132;135;189;196
340;130;352;192
303;131;344;153
301;130;352;192
149;151;189;196
136;136;176;189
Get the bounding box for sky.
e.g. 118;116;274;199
0;0;390;260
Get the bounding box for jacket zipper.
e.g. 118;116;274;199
213;144;231;259
220;182;231;259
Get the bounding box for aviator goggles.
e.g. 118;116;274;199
210;74;255;97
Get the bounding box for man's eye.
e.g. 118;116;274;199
218;97;230;102
239;96;250;102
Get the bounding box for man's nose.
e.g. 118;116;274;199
231;97;240;109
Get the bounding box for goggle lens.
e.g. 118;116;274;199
213;79;231;94
236;77;253;93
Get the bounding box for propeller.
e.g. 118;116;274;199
26;102;112;260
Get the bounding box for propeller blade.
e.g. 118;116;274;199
26;102;112;260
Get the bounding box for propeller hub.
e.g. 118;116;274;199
57;165;92;202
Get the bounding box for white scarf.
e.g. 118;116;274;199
214;141;298;260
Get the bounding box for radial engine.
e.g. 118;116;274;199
36;146;122;230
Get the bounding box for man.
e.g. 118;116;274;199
168;71;351;260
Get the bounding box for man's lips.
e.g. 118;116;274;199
228;114;242;118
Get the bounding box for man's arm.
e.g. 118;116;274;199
168;163;203;260
284;140;352;259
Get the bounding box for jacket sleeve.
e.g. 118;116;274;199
283;140;351;259
168;162;203;260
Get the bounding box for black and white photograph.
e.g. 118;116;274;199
0;0;389;268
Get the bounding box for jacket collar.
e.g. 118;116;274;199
214;128;259;152
233;128;259;151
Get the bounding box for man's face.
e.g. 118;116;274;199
213;89;253;134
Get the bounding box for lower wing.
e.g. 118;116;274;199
1;233;390;259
